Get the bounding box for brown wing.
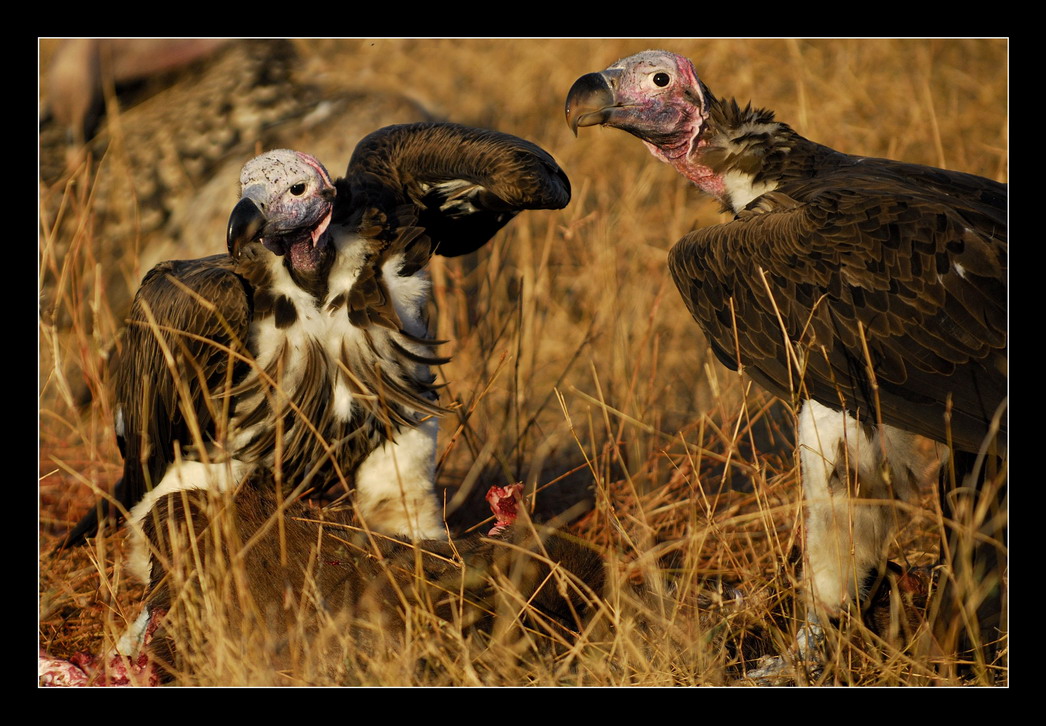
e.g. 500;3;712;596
668;173;1007;454
343;122;571;257
112;254;253;512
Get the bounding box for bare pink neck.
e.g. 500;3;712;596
651;139;726;203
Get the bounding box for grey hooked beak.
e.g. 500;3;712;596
565;70;620;136
227;196;266;259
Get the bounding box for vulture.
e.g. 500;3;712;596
58;122;572;588
566;50;1007;679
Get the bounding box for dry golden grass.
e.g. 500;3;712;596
39;38;1008;687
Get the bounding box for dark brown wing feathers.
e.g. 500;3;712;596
345;122;571;257
112;255;253;511
669;159;1006;453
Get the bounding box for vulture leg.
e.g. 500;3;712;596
124;458;250;584
798;401;927;616
750;401;934;683
353;416;445;539
120;485;332;681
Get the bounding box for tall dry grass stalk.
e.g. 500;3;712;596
40;39;1007;686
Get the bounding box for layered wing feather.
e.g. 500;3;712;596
668;160;1006;454
112;255;253;513
343;122;571;257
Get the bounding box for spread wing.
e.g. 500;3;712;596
343;122;571;257
668;173;1007;454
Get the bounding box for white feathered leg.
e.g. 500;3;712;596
124;459;249;585
798;400;929;616
354;416;445;539
748;400;939;684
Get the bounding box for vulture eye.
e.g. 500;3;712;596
290;183;307;196
653;72;671;87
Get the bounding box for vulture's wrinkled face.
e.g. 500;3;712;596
227;149;337;272
565;50;709;163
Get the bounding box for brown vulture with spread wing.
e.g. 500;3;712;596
566;50;1006;681
59;123;571;585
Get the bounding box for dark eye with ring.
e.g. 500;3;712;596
290;183;306;195
653;72;670;87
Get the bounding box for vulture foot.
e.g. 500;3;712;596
743;619;825;686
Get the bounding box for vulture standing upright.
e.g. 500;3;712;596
61;122;571;587
566;50;1006;679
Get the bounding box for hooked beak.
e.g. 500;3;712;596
565;70;621;136
227;196;266;259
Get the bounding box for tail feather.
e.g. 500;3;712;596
52;477;128;552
